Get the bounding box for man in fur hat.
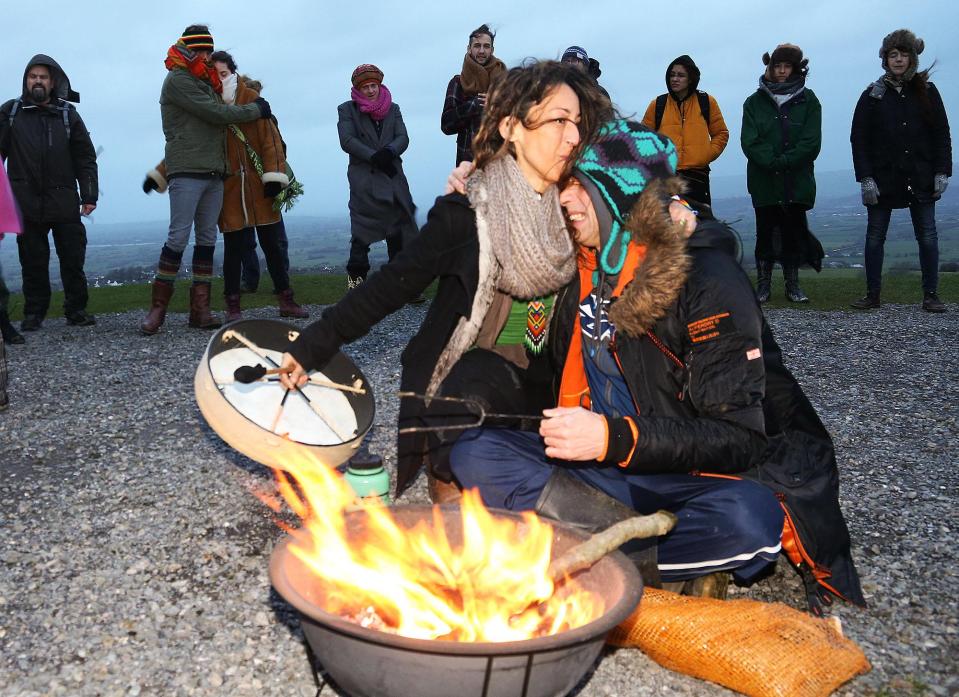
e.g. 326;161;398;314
441;23;506;166
0;55;98;331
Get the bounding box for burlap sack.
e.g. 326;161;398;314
608;588;870;697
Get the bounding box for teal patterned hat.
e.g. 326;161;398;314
574;120;677;275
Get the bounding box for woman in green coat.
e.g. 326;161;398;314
741;44;824;303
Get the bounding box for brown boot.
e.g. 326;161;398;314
663;572;730;599
427;472;463;504
140;281;174;335
277;288;308;319
224;293;242;323
188;283;222;329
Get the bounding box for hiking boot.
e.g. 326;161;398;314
21;315;42;331
224;293;242;323
850;292;880;310
277;288;308;319
239;282;258;294
535;468;662;588
755;259;773;304
140;281;174;335
922;291;946;313
409;293;427;305
188;283;222;329
0;310;25;345
662;573;730;599
783;265;809;303
347;274;365;290
65;310;97;326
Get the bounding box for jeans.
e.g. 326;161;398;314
16;219;88;318
165;177;223;253
239;228;261;291
223;220;292;295
864;202;938;293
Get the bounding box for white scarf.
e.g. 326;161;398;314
221;73;238;104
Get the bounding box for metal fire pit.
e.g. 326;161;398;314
270;505;642;697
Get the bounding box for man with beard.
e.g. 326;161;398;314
441;23;506;165
0;55;98;331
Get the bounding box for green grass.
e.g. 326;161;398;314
758;268;957;310
1;270;954;320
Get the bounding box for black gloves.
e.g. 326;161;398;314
254;97;272;119
371;148;397;177
142;176;159;194
263;180;283;198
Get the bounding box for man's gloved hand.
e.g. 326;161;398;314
934;173;949;197
860;177;879;206
254;97;272;119
142;176;159;194
263;180;283;198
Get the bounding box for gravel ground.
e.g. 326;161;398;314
0;301;956;697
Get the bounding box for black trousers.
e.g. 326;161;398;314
223;220;292;296
754;204;824;270
16;219;89;318
347;234;403;280
678;168;711;207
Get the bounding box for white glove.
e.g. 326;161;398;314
934;174;949;197
860;177;879;206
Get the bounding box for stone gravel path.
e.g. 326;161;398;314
0;301;956;696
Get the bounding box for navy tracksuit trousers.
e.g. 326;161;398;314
450;428;784;583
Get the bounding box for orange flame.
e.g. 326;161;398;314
261;457;604;642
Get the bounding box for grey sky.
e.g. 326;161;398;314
2;0;955;224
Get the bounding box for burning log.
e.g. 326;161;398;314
548;510;677;583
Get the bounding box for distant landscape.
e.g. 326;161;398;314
1;167;957;293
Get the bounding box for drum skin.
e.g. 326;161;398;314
195;319;376;471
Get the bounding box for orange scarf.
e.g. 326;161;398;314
164;42;222;93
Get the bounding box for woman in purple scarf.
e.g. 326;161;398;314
337;64;419;293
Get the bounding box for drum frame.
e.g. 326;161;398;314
195;319;375;471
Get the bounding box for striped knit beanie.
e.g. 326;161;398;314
351;64;384;87
180;27;214;52
573;120;677;275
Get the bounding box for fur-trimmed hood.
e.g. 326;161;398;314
608;177;691;337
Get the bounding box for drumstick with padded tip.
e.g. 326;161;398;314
221;330;354;442
233;364;366;394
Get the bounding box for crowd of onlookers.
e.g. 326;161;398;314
0;23;952;413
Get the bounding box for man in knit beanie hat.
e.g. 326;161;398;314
450;120;794;599
139;24;273;335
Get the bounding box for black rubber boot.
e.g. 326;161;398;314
534;468;662;588
0;310;25;345
755;259;773;304
783;265;809;303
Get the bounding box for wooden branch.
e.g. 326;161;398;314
548;510;677;583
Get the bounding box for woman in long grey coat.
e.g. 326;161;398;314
338;64;418;289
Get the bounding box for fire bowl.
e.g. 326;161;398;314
269;505;642;697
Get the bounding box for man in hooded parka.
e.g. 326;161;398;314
0;55;98;331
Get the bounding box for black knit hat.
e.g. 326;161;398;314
180;25;214;52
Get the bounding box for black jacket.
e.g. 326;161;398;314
549;216;768;473
549;188;864;608
288;193;483;492
851;77;952;208
0;55;97;222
